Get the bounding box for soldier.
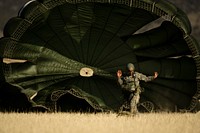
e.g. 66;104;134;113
117;63;158;114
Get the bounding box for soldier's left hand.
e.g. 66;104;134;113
117;70;122;78
154;72;158;79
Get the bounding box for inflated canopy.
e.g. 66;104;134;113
0;0;199;112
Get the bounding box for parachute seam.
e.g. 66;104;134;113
97;51;135;69
87;76;92;100
95;40;124;67
144;85;178;109
86;3;95;64
93;9;135;66
89;5;114;65
98;78;121;105
17;75;69;87
151;79;195;98
58;6;81;61
92;78;107;105
30;30;51;49
85;77;92;93
45;21;78;60
76;4;85;63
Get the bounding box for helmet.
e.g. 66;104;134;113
127;63;135;71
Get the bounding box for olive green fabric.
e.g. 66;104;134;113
0;0;199;112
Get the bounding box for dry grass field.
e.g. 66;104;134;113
0;112;199;133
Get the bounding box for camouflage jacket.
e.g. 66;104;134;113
118;72;154;94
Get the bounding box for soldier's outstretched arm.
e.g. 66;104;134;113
137;72;158;82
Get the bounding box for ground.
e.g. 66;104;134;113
0;112;199;133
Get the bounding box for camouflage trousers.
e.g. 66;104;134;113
130;93;140;114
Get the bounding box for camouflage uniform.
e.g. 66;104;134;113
118;72;154;114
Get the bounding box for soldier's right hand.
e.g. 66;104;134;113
117;70;122;78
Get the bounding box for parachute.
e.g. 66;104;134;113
0;0;199;112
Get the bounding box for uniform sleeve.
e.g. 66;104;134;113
118;77;131;92
118;77;123;85
136;72;154;82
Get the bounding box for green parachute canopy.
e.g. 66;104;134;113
0;0;199;112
